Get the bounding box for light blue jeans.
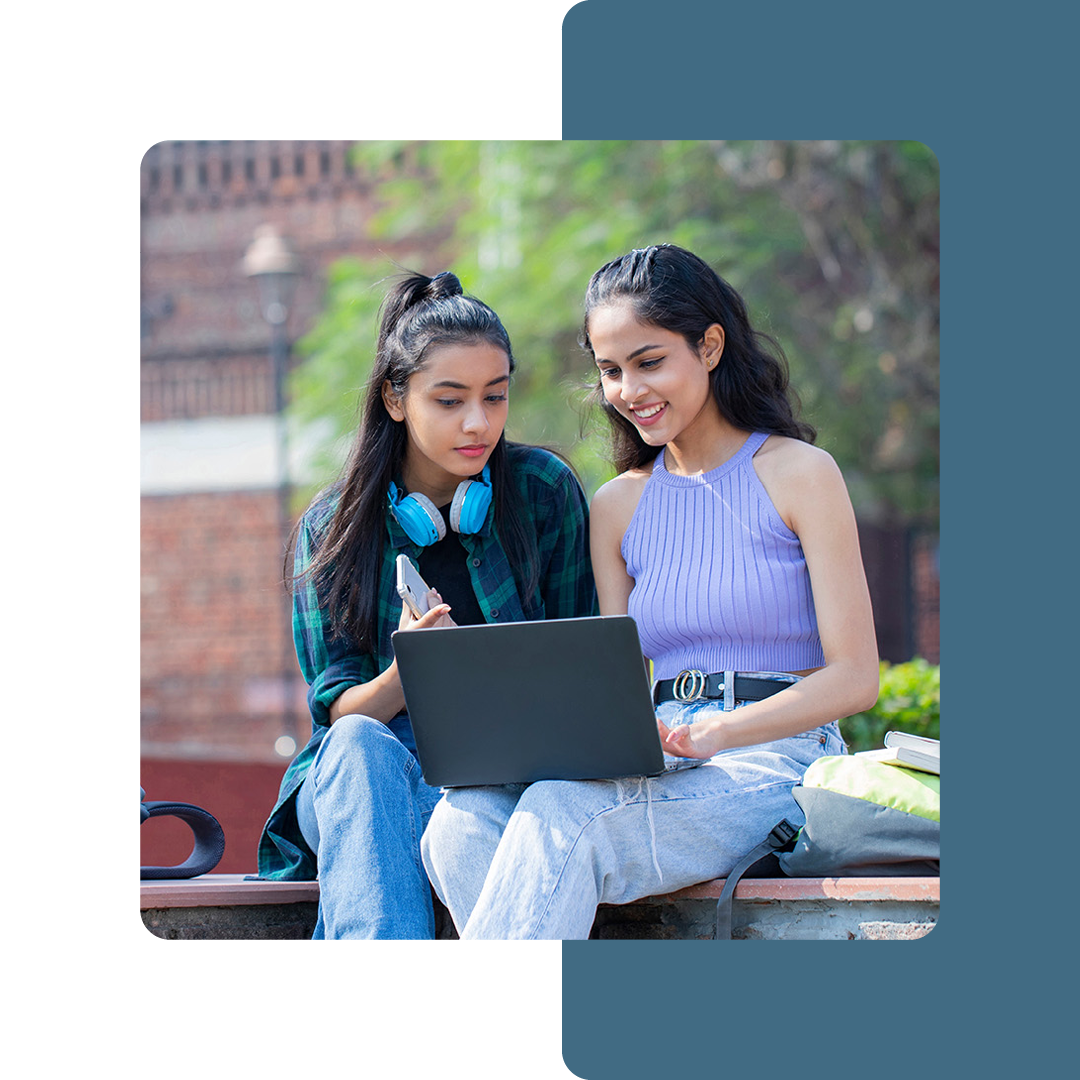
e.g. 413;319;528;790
421;695;845;940
295;712;443;939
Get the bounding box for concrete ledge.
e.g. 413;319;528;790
648;875;940;903
141;874;938;941
141;875;319;939
593;876;938;940
140;875;457;939
594;889;938;941
140;874;319;909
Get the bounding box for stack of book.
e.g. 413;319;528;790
856;731;939;775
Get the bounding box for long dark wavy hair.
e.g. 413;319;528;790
581;244;815;473
293;270;539;651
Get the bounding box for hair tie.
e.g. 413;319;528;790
427;270;461;301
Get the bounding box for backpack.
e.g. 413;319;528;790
714;755;940;939
140;787;226;880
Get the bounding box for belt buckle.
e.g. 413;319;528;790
673;669;709;702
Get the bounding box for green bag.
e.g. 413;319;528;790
780;755;939;877
714;755;940;939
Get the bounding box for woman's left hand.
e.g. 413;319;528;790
657;715;723;759
397;590;456;631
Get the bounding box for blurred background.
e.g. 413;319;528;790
140;140;939;873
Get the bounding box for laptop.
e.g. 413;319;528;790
391;615;665;787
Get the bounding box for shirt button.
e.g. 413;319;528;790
490;609;500;619
472;557;482;567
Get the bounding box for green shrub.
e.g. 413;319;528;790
841;658;940;754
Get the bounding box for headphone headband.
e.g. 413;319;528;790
388;465;492;547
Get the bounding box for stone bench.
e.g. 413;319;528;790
141;874;938;941
590;875;938;940
141;875;323;940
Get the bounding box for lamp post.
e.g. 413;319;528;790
243;225;301;756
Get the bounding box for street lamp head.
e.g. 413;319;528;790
244;225;300;326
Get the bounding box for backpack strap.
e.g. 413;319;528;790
714;819;799;940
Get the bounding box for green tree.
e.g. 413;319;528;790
291;140;938;525
843;659;941;753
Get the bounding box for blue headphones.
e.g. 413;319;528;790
387;465;493;546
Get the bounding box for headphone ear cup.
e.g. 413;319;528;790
448;481;471;534
390;489;446;546
449;472;493;535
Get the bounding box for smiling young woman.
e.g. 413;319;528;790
421;245;879;940
589;301;727;472
257;270;596;939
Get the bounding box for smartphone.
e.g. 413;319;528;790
396;554;433;619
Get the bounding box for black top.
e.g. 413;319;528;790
417;505;486;626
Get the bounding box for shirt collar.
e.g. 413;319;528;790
385;508;419;552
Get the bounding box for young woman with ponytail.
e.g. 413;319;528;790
257;270;596;938
422;244;879;939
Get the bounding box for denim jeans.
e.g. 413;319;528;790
295;712;443;939
420;689;845;940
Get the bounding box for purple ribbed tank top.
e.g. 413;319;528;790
623;432;825;679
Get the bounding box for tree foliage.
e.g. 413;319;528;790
290;141;938;524
842;658;940;753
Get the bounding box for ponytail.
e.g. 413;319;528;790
376;270;465;356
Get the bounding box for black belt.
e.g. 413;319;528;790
653;670;798;706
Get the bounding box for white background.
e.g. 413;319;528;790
7;3;580;1077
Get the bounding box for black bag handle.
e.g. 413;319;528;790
714;819;798;940
140;794;226;880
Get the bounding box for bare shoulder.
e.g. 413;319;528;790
591;462;653;531
752;436;849;528
590;464;653;613
591;462;648;511
754;435;841;483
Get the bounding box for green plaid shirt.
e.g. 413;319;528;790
258;445;597;879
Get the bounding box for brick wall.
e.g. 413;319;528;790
141;140;362;218
141;489;307;759
142;355;274;422
140;758;291;875
140;140;442;425
140;141;418;765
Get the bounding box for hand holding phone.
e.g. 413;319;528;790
396;555;433;619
